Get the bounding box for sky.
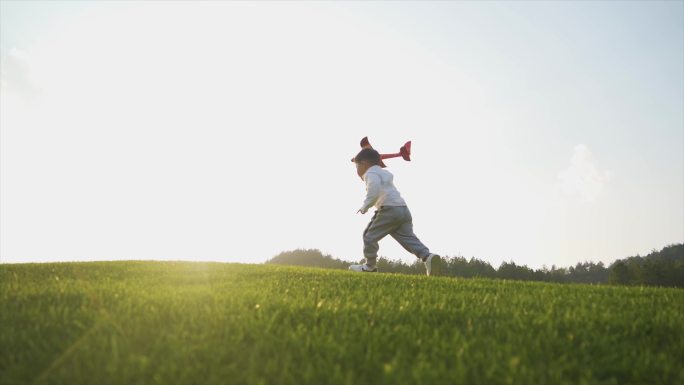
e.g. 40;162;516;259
1;0;682;268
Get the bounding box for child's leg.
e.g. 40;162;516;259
390;207;430;260
362;207;403;266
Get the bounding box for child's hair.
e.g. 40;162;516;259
354;148;381;165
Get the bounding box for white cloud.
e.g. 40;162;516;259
558;144;611;201
0;48;37;97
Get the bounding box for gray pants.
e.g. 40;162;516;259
363;206;430;266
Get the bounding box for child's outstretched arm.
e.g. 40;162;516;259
358;172;381;214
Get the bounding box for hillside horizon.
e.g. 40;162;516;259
267;243;684;288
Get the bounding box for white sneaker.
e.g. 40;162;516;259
349;264;378;273
424;254;442;276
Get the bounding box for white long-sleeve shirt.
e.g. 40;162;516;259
359;165;407;213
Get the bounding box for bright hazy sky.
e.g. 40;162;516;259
1;1;682;268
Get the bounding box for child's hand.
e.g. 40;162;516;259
357;208;367;215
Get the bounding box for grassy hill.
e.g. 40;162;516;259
1;261;683;385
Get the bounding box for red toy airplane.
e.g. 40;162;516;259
351;136;411;168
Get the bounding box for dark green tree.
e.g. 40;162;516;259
609;261;633;285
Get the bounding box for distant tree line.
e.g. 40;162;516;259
608;244;684;287
266;244;684;288
266;249;350;270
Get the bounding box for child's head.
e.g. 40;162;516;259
354;148;381;178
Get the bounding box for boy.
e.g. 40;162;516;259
349;148;442;276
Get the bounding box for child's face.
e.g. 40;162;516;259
355;160;372;179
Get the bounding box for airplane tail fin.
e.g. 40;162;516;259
400;141;411;161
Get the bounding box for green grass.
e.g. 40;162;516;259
1;261;683;385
